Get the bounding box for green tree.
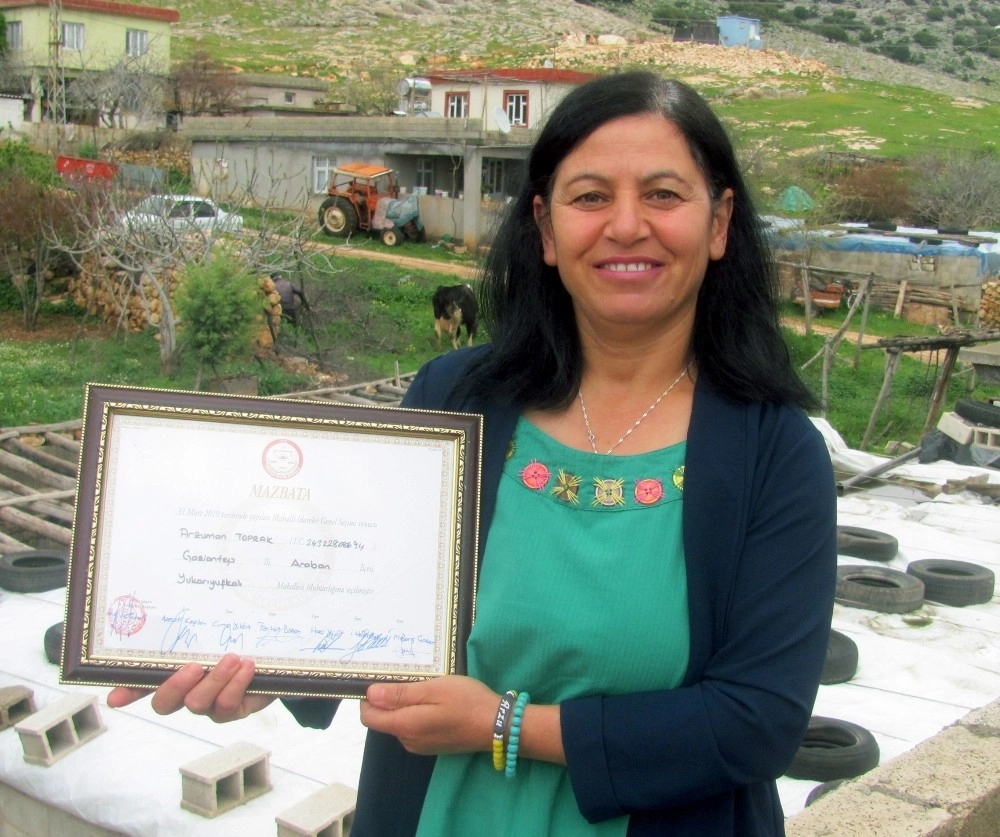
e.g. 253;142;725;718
174;255;261;387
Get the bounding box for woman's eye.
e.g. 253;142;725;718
649;189;680;203
573;191;607;206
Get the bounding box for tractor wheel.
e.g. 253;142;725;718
381;227;401;247
318;197;358;237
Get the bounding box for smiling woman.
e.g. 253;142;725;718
106;71;837;837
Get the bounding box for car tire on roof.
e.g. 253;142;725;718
44;621;63;665
820;629;858;685
954;398;1000;428
837;526;898;561
787;717;880;782
905;559;995;607
836;565;925;613
804;778;848;807
0;549;69;593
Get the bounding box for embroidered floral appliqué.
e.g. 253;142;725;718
505;438;517;461
551;470;582;504
672;465;685;492
521;460;551;490
592;477;625;507
634;478;664;505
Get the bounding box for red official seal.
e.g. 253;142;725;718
262;438;303;479
107;594;146;637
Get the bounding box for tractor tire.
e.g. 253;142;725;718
380;227;401;247
318;197;358;238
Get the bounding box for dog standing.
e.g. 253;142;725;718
432;284;478;350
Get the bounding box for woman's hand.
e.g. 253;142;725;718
107;653;274;723
359;675;499;756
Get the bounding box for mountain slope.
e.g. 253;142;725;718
149;0;1000;103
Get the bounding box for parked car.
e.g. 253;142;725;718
119;195;244;236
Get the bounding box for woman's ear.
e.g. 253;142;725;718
533;195;558;267
709;188;735;262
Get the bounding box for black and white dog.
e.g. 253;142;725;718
432;284;478;350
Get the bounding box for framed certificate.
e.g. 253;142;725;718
61;383;482;698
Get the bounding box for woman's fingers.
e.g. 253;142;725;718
149;661;208;715
106;686;152;709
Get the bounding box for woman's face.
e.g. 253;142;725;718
534;113;733;340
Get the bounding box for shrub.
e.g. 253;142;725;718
173;255;261;383
834;163;912;224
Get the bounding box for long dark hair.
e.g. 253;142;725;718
460;71;816;411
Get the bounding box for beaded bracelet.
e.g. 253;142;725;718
492;690;517;771
504;690;530;779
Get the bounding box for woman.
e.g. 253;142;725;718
110;72;837;835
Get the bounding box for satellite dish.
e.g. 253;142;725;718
396;78;411;96
494;107;511;134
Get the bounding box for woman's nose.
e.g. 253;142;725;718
604;196;649;242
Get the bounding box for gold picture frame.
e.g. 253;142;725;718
61;383;481;699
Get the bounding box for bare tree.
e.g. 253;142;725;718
908;151;1000;230
339;62;403;116
168;51;243;117
44;174;322;377
66;53;167;130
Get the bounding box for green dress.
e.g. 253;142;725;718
416;417;690;836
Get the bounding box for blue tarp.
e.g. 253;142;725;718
762;217;1000;278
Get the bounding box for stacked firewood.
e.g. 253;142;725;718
980;280;1000;329
67;258;280;340
66;257;184;333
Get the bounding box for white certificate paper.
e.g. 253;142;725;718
62;385;481;698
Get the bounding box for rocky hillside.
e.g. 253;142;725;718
154;0;1000;103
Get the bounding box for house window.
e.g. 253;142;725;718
284;91;296;104
416;158;434;192
312;156;336;193
61;22;85;51
482;159;505;197
445;93;469;118
125;29;148;57
504;91;528;127
6;21;22;51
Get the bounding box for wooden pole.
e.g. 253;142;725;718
922;345;961;436
861;349;902;451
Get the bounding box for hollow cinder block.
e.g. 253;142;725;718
275;782;357;837
179;741;271;818
14;692;105;766
0;685;36;731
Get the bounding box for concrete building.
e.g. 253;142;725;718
717;15;763;49
182;69;601;250
0;0;179;123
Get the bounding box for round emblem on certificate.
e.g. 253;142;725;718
262;438;303;479
108;594;146;637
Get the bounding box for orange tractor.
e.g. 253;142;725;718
317;163;425;246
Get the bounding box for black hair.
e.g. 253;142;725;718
460;70;816;411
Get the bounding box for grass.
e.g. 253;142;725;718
4;263;998;450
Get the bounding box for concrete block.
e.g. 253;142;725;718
960;697;1000;731
0;685;35;731
786;782;953;836
937;411;974;445
179;741;271;818
14;693;105;766
275;782;357;837
868;726;1000;813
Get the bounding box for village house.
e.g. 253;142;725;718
182;68;600;250
0;0;178;125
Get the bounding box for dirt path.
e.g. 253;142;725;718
316;242;479;280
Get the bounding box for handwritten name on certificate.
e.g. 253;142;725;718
88;411;461;682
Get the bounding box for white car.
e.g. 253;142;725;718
120;195;244;235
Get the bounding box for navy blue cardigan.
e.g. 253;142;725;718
284;347;838;836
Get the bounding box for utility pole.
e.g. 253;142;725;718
47;0;66;133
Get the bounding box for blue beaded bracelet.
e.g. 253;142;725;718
504;690;530;779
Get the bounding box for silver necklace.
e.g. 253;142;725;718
578;361;692;455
